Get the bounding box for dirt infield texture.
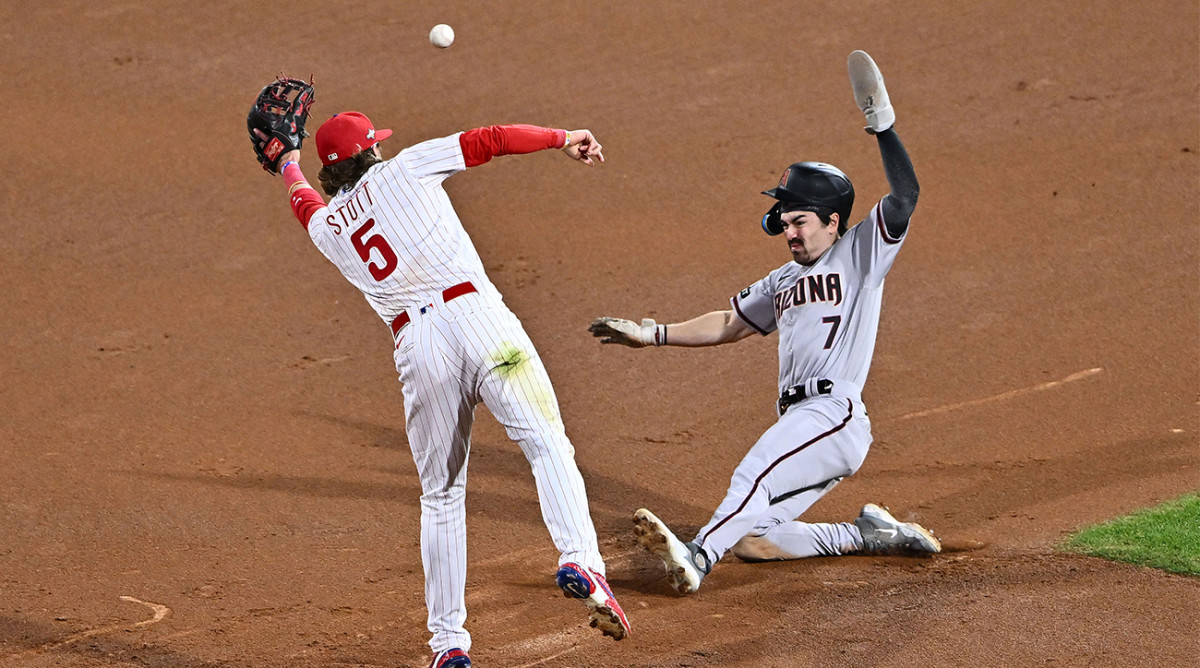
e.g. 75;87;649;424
2;1;1197;666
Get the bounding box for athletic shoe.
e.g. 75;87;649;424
632;508;711;595
429;647;471;668
847;50;895;133
854;503;941;554
555;562;631;641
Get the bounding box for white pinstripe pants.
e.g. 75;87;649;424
393;292;603;654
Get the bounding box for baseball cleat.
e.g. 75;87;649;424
429;647;471;668
854;503;941;555
555;562;631;641
847;50;895;133
632;508;711;595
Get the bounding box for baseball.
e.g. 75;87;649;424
430;24;454;48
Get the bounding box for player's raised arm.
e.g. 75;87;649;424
848;51;919;237
589;310;756;348
874;130;918;235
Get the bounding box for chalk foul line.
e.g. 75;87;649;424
893;367;1104;421
511;644;579;668
4;596;171;661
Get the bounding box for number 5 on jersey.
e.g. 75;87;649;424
351;217;398;281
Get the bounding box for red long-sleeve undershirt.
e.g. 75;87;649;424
283;124;568;228
459;124;568;167
282;162;324;228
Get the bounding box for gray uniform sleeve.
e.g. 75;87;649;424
731;274;778;336
847;200;906;287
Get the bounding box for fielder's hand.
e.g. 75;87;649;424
564;129;604;166
589;317;659;347
848;51;894;134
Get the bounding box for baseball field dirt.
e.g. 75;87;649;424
2;1;1197;666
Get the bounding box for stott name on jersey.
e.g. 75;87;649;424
322;182;376;235
773;272;843;321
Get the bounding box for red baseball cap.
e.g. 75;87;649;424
315;112;393;166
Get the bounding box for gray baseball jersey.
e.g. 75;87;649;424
730;200;905;396
688;200;908;565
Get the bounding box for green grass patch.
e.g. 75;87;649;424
1061;493;1200;576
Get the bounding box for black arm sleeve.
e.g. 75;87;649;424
876;128;919;236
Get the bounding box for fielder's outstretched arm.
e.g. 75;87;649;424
589;311;756;348
272;126;604;228
459;125;604;167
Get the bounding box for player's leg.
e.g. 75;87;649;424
691;396;871;568
723;408;940;559
463;309;604;574
630;396;870;594
459;306;629;638
395;318;476;655
728;478;864;560
480;358;603;570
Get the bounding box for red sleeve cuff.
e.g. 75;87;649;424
282;163;325;229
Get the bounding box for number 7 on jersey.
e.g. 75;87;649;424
821;315;841;349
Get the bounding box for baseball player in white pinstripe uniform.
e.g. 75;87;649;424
272;114;629;668
589;52;941;596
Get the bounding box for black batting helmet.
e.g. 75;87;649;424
760;162;854;236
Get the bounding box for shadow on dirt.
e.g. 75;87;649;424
0;613;236;668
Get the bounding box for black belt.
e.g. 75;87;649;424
778;379;834;415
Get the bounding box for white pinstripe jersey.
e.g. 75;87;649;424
304;133;497;325
731;201;907;394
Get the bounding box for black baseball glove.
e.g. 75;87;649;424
247;76;315;174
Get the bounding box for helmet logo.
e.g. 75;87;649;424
779;168;790;188
367;129;376;140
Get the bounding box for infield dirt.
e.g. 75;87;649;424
1;1;1197;666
